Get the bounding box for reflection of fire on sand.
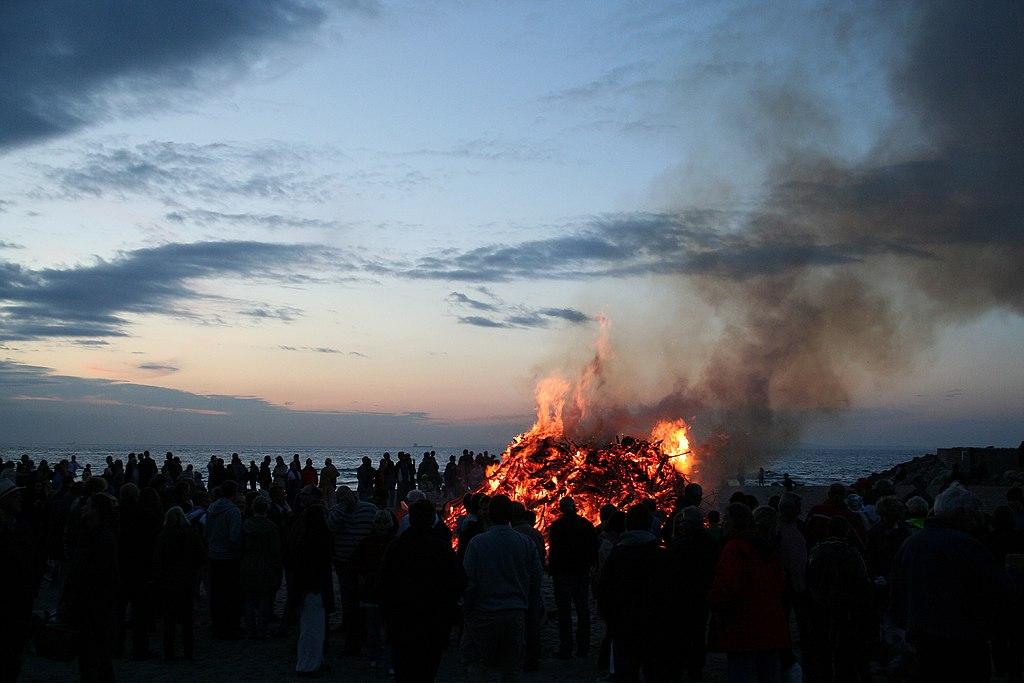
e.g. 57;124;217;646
445;318;703;535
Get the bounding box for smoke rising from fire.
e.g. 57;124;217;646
521;2;1023;483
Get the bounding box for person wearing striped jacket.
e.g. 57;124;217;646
328;486;379;654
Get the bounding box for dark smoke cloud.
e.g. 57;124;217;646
653;0;1024;479
0;1;374;150
411;2;1022;480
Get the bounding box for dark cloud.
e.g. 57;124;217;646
0;1;375;150
240;306;303;322
538;307;591;324
0;241;23;250
0;359;514;445
399;210;919;283
138;363;179;373
447;290;591;330
166;208;340;231
446;291;499;312
0;240;339;340
46;141;335;202
457;316;511;329
278;345;367;358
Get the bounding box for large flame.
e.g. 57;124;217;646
446;322;699;536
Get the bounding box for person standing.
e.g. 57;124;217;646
708;503;789;682
547;496;598;659
463;494;543;682
320;458;339;499
205;480;243;639
328;486;379;654
378;499;465;682
153;506;206;660
293;505;335;675
666;506;718;680
353;510;396;671
892;484;1011;681
596;504;668;681
240;496;283;639
0;478;38;682
356;457;375;502
65;493;120;682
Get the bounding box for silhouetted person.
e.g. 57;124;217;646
462;494;542;682
0;477;37;682
379;499;465;682
892;484;1012;682
353;509;396;671
328;486;378;654
596;504;667;682
301;458;318;487
118;484;162;659
666;506;718;680
805;516;873;682
205;480;242;639
709;503;788;682
511;502;546;669
293;505;334;675
807;483;866;547
548;496;598;659
241;496;282;639
65;493;120;682
153;506;205;660
356;456;375;501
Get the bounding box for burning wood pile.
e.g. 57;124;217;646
446;320;702;535
472;417;694;534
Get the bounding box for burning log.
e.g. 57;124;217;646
447;417;696;536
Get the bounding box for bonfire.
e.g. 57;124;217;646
447;320;699;534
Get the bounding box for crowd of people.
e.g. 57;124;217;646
1;449;1023;682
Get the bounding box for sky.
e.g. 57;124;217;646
1;1;1021;449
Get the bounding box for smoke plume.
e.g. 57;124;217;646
553;2;1023;483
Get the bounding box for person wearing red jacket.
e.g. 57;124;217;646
709;503;789;681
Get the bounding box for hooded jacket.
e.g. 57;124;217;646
204;497;241;560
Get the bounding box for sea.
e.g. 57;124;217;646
0;443;925;487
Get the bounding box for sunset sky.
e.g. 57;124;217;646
1;1;1021;448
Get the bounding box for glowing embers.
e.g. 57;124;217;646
457;416;696;535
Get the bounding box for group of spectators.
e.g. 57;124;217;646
2;450;1023;682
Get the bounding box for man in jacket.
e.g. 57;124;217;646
892;483;1012;681
328;486;379;654
597;504;668;681
547;496;598;658
205;480;242;639
463;494;543;681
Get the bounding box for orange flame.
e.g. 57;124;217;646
444;319;701;540
650;418;692;476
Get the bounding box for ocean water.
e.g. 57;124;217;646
0;442;925;487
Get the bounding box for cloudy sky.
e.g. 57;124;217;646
1;1;1021;448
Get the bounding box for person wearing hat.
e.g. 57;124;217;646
0;477;35;682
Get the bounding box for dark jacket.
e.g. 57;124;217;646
892;517;1012;642
378;525;465;637
153;524;206;596
666;527;718;608
292;521;335;611
547;511;598;576
240;515;282;593
353;530;393;605
596;530;666;643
